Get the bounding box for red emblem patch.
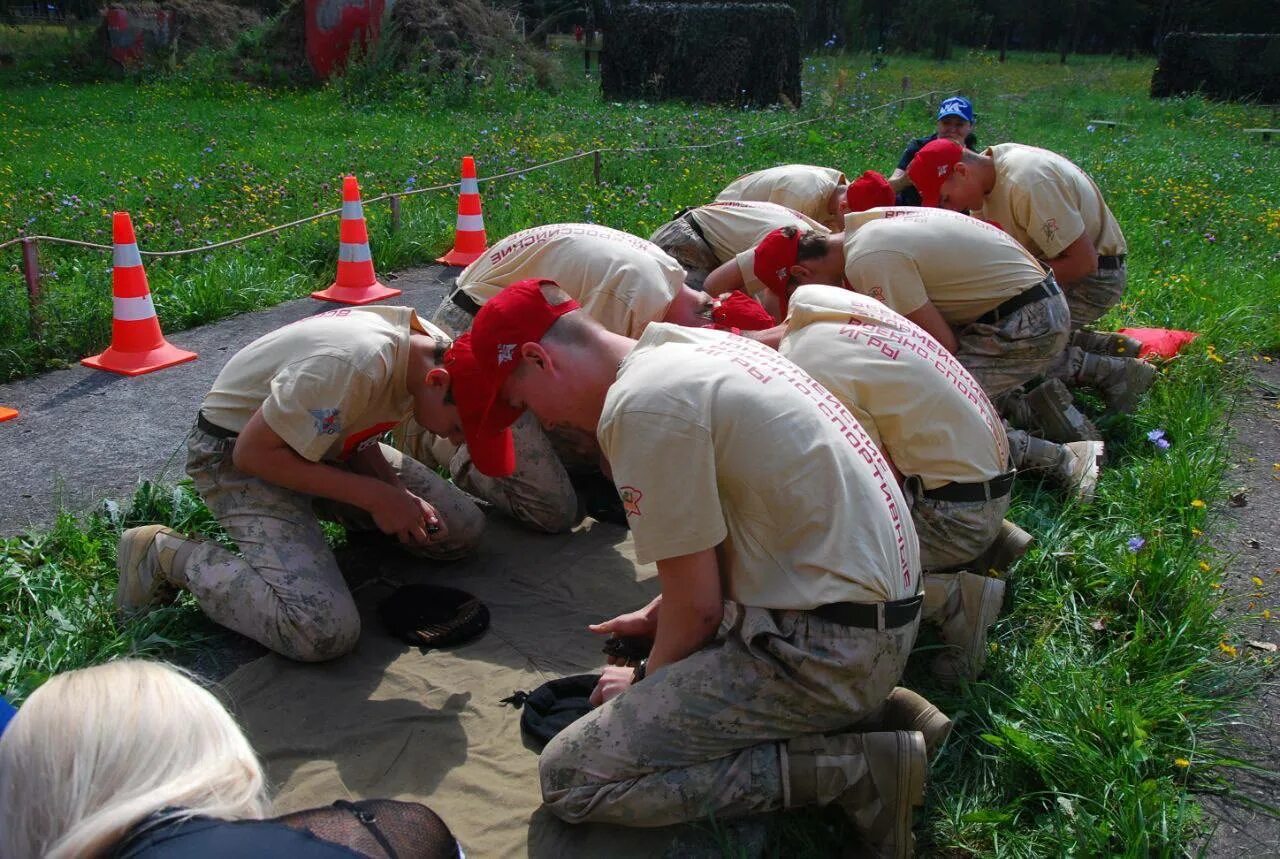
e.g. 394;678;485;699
619;486;643;517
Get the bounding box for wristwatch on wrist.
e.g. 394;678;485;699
631;658;648;684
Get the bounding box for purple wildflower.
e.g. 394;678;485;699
1127;536;1146;552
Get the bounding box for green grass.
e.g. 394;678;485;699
3;45;1280;856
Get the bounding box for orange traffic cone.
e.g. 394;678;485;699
82;212;197;376
312;175;401;305
0;406;16;422
437;156;488;266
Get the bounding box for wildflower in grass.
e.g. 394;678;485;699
1199;561;1211;572
1147;428;1171;450
1219;641;1238;657
1175;758;1190;768
1127;536;1146;552
1192;528;1203;537
1252;576;1265;588
1191;499;1206;509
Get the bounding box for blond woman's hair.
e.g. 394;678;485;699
0;660;270;859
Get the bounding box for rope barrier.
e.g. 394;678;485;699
0;87;953;259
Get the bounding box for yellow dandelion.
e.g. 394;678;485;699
1253;576;1266;587
1192;528;1204;537
1175;758;1190;768
1264;609;1272;620
1191;499;1206;509
1199;561;1212;572
1219;641;1238;658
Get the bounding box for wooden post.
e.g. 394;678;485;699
900;76;910;96
21;238;42;337
593;149;602;185
389;194;401;233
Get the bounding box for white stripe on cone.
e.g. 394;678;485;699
341;201;364;220
461;177;480;194
456;214;485;231
112;294;157;322
338;242;373;263
114;243;143;268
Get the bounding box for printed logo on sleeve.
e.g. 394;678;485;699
619;486;643;517
310;408;342;435
1042;218;1060;244
869;286;886;302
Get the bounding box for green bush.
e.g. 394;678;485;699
601;3;801;107
1151;32;1280;102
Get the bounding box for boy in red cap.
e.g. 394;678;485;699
407;223;712;534
459;279;928;851
778;283;1101;682
732;209;1108;478
115;307;486;662
715;163;852;230
907;139;1156;415
649;200;827;291
700;171;892;314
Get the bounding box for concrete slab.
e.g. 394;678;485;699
0;265;458;536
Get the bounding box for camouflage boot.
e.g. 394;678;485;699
116;525;198;615
923;572;1006;685
969;519;1035;576
1001;379;1101;443
785;730;927;858
1070;329;1144;358
1013;436;1105;501
1074;353;1158;414
853;688;954;760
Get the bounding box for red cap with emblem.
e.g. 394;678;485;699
906;138;964;207
845;170;895;213
752;228;801;314
454;279;579;476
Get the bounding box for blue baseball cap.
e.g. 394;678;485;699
937;96;974;123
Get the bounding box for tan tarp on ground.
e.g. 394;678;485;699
220;515;764;857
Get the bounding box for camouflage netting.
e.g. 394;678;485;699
600;3;801;107
644;0;840;48
1150;33;1280;103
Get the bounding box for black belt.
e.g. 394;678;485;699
1097;254;1126;271
973;276;1061;326
811;593;923;631
450;289;483;317
921;469;1016;503
196;411;238;440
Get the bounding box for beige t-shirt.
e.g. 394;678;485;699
689;201;828;294
781;285;1009;489
976;143;1127;260
599;324;919;608
716;164;847;228
457;223;686;338
201;306;444;462
841;207;1048;325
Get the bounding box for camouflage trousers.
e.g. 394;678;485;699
179;427;486;662
431;286;479;340
956;278;1072;400
539;601;918;826
1046;264;1129;380
649;214;719;292
903;480;1009;572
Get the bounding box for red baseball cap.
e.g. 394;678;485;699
456;278;580;476
845;170;894;213
906;138;964;207
752;228;801;307
444;333;520;478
